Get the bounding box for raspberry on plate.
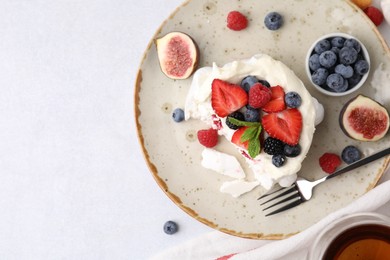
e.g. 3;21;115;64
197;128;218;148
227;11;248;31
319;153;341;174
364;6;384;26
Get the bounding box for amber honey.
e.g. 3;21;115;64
323;224;390;260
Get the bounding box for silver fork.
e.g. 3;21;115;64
258;147;390;216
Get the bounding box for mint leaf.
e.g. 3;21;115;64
228;117;262;158
228;117;261;127
248;138;261;158
240;126;258;142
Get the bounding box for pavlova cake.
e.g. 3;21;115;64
185;54;324;197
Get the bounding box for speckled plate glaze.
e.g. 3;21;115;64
135;0;390;239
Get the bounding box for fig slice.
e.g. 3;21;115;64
339;94;389;141
155;31;199;80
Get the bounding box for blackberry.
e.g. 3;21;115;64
226;111;245;129
263;137;284;155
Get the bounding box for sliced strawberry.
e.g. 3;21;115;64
231;126;249;150
211;79;248;117
262;85;286;113
262;108;302;146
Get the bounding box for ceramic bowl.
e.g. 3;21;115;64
307;212;390;259
305;32;370;97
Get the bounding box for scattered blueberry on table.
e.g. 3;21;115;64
163;220;178;235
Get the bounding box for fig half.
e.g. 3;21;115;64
155;32;199;80
339;94;389;141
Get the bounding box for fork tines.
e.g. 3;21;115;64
258;184;304;216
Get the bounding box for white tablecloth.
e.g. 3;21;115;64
0;0;388;259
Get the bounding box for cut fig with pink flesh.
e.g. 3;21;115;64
155;32;199;80
339;94;389;141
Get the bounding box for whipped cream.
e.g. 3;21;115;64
186;54;323;196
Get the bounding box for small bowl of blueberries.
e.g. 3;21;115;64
306;32;370;96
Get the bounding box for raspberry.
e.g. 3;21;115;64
197;128;218;148
227;11;248;31
364;6;384;26
319;153;342;174
248;83;272;108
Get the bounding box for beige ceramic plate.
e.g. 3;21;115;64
135;0;390;239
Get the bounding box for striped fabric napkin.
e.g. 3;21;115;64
152;167;390;260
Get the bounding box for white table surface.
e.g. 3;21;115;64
0;0;389;259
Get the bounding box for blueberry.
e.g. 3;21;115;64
309;54;321;71
331;37;345;48
284;92;302;108
330;46;340;55
283;144;301;157
314;39;331;54
240;76;259;92
354;60;369;75
226;111;245;129
348;73;362;88
327;73;346;92
319;50;337;68
335;64;354;79
272;154;286;167
244;107;260;122
342;79;349;90
339;47;358;65
264;12;283;30
172;108;185;122
344;38;361;53
258;79;271;88
341;145;361;164
311;68;329;86
163;221;178;235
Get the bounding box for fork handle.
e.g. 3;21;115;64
325;147;390;180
